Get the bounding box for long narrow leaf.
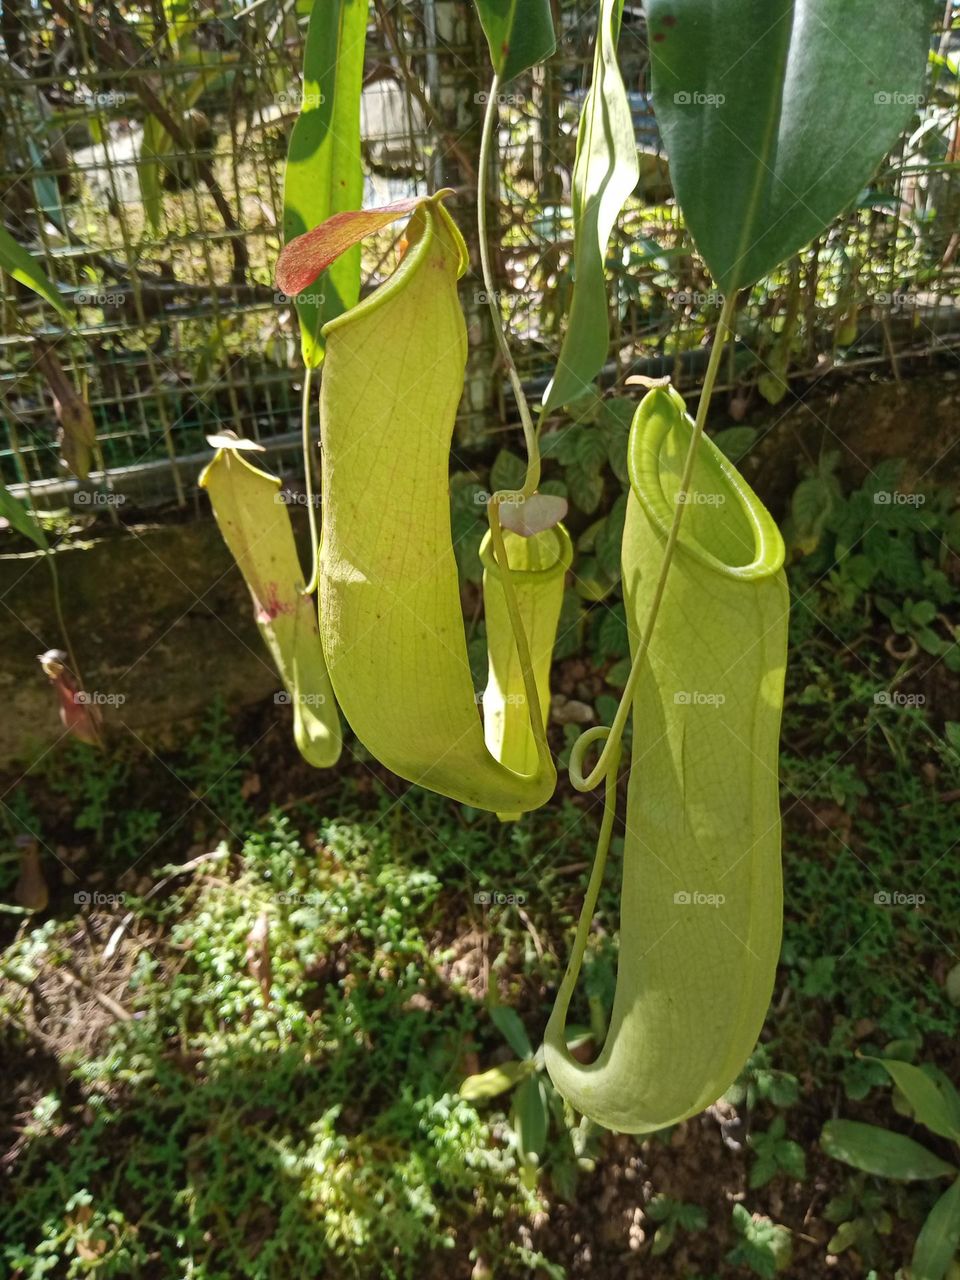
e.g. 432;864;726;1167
282;0;367;367
821;1120;957;1182
543;0;638;411
0;225;70;319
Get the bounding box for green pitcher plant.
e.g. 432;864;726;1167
198;0;931;1134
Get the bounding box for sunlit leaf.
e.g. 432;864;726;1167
282;0;368;366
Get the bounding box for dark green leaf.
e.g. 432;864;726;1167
566;467;604;515
474;0;555;82
283;0;367;367
647;0;930;291
490;448;528;493
821;1120;957;1181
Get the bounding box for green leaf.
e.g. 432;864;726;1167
566;467;604;515
490;447;528;493
712;426;759;463
0;485;48;550
912;1177;960;1280
821;1121;958;1181
474;0;555;82
513;1074;549;1158
283;0;367;367
875;1060;960;1142
647;0;930;292
0;225;70;319
459;1059;531;1101
542;0;639;411
491;1004;534;1059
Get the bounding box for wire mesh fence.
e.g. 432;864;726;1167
1;0;958;512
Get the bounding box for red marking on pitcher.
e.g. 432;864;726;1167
256;583;294;623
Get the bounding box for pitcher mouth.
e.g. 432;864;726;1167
479;522;574;582
627;390;785;581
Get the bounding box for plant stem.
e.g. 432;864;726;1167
570;292;738;792
301;364;320;594
477;73;540;497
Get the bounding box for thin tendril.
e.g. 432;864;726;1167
477;72;540;497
